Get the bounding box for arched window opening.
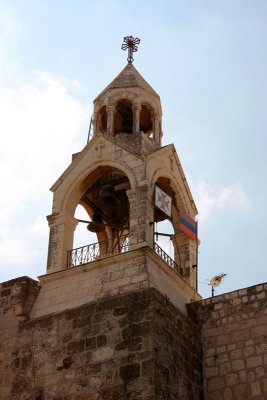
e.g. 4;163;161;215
140;104;153;134
153;177;180;269
98;106;107;133
74;204;97;249
70;168;131;267
114;100;133;134
154;219;175;262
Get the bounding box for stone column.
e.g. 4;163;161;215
126;189;138;249
172;231;197;290
106;105;115;135
46;212;78;274
132;102;141;133
127;185;154;251
154;115;161;145
91;112;97;137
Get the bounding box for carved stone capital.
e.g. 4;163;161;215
106;104;115;113
132;102;141;111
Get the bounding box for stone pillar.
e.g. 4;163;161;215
126;189;138;248
127;185;154;251
46;212;78;274
132;102;141;133
172;231;197;290
91;112;97;136
106;105;115;135
154;115;161;146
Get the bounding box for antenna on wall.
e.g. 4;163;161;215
209;273;227;297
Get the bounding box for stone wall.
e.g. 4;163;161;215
2;274;266;400
0;280;203;400
188;282;267;400
31;247;200;319
31;250;149;318
0;277;40;399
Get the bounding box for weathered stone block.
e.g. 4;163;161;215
119;363;140;380
232;384;250;400
208;377;225;391
246;355;263;368
232;359;245;371
225;373;238;386
97;334;107;347
85;336;96;350
67;339;85;354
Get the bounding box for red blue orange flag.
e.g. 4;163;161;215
179;211;197;241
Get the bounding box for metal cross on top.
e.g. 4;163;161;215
121;36;141;64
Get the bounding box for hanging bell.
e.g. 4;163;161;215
87;213;105;233
96;185;120;222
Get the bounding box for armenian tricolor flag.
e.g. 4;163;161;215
179;211;197;241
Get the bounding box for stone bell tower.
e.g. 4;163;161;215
3;37;267;400
3;37;203;400
34;36;200;314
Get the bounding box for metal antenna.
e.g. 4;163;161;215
121;36;141;64
209;273;227;297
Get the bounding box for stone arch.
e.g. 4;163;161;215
96;105;107;133
61;159;138;215
152;168;197;287
152;168;192;219
140;102;154;135
47;159;138;273
106;91;137;106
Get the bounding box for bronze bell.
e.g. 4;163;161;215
87;213;105;233
96;185;120;222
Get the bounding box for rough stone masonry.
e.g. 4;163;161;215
0;278;202;400
1;276;267;399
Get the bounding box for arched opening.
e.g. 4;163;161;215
70;167;131;266
74;204;97;249
114;99;133;134
140;104;153;135
154;177;176;224
153;176;179;269
98;106;107;133
154;219;175;263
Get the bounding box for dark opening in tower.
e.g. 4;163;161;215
73;167;131;260
140;104;153;134
114;99;133;134
98;105;107;133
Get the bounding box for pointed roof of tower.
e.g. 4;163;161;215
94;63;160;102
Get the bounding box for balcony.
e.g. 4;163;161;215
67;236;185;278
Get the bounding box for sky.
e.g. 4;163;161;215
0;0;266;298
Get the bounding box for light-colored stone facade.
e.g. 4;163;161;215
45;61;198;294
32;246;200;319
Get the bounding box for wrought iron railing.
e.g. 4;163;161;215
67;236;129;267
67;236;183;278
153;242;182;276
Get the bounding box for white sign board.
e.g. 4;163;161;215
155;186;172;218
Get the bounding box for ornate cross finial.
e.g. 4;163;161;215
121;36;141;64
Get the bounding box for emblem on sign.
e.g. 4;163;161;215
155;186;172;218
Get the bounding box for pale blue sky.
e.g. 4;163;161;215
0;1;266;298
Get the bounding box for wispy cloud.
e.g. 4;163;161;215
191;180;249;223
0;8;90;277
0;72;88;273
